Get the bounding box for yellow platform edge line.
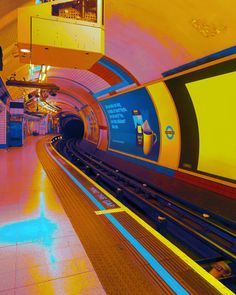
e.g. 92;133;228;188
95;208;125;215
49;142;234;295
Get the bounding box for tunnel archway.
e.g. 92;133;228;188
60;113;84;141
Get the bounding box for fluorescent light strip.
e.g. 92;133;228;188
47;144;189;295
41;65;46;73
20;48;30;53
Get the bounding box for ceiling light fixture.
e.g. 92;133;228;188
20;48;31;53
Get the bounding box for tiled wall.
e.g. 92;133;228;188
0;107;6;147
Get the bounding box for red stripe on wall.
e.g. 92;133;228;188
99;125;108;130
89;63;122;86
175;171;236;200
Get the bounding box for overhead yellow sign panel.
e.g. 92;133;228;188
18;0;104;69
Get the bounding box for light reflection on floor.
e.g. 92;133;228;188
0;137;105;294
0;192;58;266
0;193;57;245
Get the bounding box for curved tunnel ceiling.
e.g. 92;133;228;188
105;0;236;83
48;67;111;94
1;0;236;108
0;0;136;108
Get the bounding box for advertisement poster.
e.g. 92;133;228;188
166;58;236;183
186;71;236;181
83;106;99;144
100;88;160;162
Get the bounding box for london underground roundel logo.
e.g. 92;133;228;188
165;125;175;140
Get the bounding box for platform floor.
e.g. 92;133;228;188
0;136;233;295
0;137;105;294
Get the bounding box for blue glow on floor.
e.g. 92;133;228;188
0;192;58;266
0;217;57;244
49;146;189;295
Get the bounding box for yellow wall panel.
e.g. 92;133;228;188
186;72;236;180
147;82;181;169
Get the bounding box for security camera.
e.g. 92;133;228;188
49;90;57;96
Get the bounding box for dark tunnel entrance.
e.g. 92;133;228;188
60;115;84;141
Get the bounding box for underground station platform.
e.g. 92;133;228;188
0;136;234;294
1;1;236;294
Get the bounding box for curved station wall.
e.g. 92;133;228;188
1;0;235;198
81;55;236;198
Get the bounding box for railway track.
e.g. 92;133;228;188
52;136;236;291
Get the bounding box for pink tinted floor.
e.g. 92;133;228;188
0;136;106;295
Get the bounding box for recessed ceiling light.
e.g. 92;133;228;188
20;48;31;53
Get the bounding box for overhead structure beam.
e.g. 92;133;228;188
6;79;60;91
